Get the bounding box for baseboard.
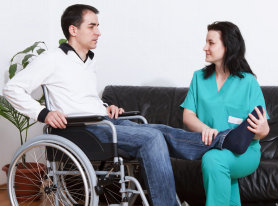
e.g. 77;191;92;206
0;183;7;190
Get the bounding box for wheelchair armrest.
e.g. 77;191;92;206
66;115;105;126
118;111;148;124
119;111;140;117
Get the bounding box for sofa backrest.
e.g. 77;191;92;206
102;86;189;130
102;85;278;160
102;85;278;126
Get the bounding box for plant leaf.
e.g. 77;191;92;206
25;41;40;53
23;61;29;69
10;41;44;63
37;95;45;104
59;39;67;45
9;64;17;79
0;96;36;143
0;96;21;129
22;54;35;65
36;48;45;55
22;121;36;131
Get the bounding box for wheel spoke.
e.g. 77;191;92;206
8;139;96;206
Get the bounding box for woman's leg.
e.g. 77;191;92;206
202;146;261;206
230;180;241;206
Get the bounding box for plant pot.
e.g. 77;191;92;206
2;162;46;201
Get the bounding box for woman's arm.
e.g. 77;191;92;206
183;108;218;145
183;108;207;132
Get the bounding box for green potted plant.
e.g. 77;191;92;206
0;39;67;157
1;41;47;163
1;41;47;201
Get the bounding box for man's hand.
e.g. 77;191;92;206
247;107;270;140
202;127;219;145
45;111;67;129
107;105;124;119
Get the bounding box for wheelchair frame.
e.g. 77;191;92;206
7;85;152;206
7;85;183;206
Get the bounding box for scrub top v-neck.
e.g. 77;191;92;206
180;69;268;132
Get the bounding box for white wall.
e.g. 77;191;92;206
0;0;278;184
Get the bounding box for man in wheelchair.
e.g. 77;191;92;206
3;4;179;206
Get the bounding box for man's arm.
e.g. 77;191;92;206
3;51;55;120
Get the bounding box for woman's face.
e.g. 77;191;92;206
203;30;226;66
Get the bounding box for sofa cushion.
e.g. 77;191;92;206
239;159;278;202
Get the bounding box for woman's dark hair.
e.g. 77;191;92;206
203;21;255;78
61;4;99;40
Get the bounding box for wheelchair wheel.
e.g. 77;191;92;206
8;134;99;206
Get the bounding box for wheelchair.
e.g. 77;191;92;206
7;85;183;206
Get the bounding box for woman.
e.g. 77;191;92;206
180;21;269;205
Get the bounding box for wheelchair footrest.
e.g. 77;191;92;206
122;188;140;194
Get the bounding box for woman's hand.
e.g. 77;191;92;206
107;105;124;119
202;127;219;145
183;109;218;145
247;107;269;139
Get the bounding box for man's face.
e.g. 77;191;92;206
75;10;101;50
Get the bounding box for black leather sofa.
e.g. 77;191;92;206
102;85;278;206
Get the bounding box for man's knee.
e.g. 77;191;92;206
139;127;169;156
141;127;165;143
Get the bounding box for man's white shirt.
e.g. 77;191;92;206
3;47;108;120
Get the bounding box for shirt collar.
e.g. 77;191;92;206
59;43;94;62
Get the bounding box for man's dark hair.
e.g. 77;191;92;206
61;4;99;40
203;21;255;79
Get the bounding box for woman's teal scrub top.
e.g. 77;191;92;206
180;69;268;132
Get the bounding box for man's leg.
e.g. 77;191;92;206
222;106;263;154
144;106;263;157
140;124;230;160
86;122;178;206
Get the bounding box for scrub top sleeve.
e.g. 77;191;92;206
180;72;197;113
249;77;269;119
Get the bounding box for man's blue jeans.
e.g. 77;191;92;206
86;118;230;206
144;124;231;160
86;118;179;206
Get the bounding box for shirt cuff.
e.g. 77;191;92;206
37;108;50;123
